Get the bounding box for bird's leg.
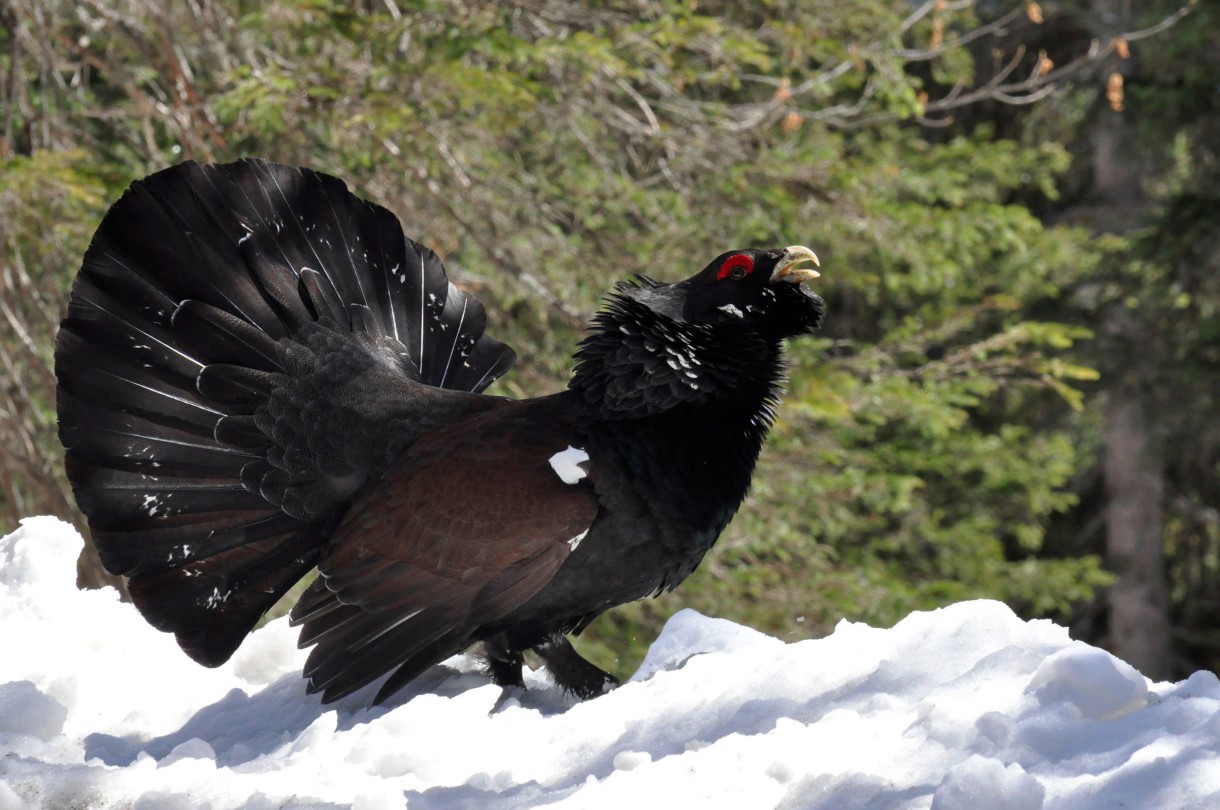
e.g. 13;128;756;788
534;632;619;699
480;637;525;689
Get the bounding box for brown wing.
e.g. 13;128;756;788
289;407;597;703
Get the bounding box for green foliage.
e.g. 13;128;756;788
0;150;113;531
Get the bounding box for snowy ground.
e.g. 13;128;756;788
2;517;1218;809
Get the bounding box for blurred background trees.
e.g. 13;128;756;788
2;0;1213;679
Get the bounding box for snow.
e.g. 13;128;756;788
2;517;1219;809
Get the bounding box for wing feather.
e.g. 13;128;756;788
291;409;597;703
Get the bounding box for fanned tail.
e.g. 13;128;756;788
56;159;516;666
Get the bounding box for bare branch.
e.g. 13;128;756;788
900;0;978;35
826;1;1195;130
896;6;1028;63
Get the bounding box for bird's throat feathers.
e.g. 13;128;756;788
569;285;787;424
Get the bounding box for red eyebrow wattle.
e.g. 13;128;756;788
717;254;755;280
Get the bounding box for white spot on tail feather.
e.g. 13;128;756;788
549;446;589;485
568;529;589;551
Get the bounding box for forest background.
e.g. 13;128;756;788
1;0;1215;682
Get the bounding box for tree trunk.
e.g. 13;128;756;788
1103;383;1171;677
1089;0;1172;679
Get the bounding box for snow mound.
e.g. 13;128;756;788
1;517;1218;809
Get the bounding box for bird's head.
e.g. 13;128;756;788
571;246;824;417
631;246;825;341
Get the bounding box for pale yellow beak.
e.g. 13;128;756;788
770;245;821;284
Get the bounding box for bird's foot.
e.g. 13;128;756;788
535;633;620;699
478;640;525;689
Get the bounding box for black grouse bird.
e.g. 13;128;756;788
55;159;824;704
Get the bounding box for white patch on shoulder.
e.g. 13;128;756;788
568;529;589;551
718;303;744;318
549;446;589;485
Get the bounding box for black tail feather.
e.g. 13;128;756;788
297;268;345;323
57;158;516;666
170;300;282;371
129;531;324;667
196;365;281;402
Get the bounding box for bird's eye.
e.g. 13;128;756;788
717;254;755;281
